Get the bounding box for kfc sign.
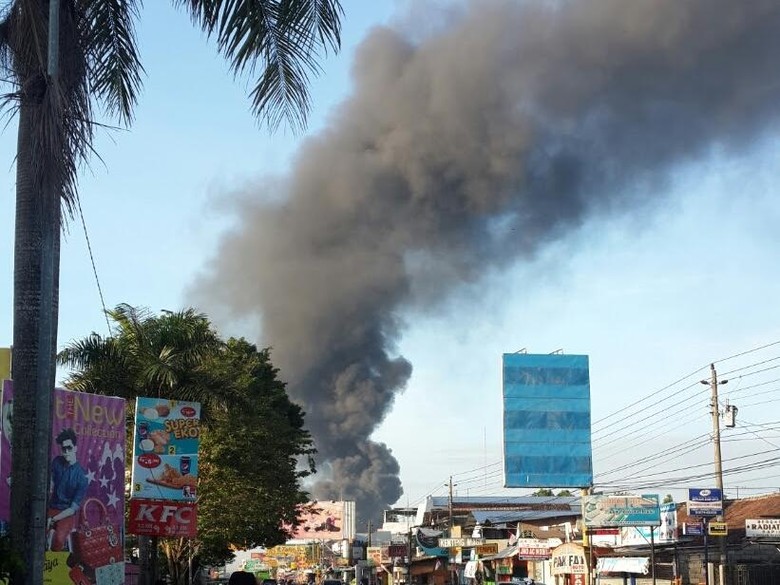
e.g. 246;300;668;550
129;498;197;537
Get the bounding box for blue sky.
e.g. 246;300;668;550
2;0;780;511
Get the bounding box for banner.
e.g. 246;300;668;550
129;498;197;537
130;397;201;502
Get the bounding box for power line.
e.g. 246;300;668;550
76;196;111;335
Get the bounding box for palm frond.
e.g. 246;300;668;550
174;0;343;131
83;0;145;125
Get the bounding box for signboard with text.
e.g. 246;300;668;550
746;518;780;538
551;542;587;575
687;488;722;517
129;498;198;537
708;522;728;536
583;494;661;527
439;537;486;547
516;539;552;560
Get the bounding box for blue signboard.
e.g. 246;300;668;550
687;488;723;517
502;353;592;488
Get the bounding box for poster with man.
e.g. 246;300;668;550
0;383;126;584
46;387;126;585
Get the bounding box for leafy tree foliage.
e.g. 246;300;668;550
197;338;315;565
531;488;554;497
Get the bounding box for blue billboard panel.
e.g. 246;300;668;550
502;353;592;488
687;488;723;517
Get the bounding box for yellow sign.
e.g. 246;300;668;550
708;522;728;536
476;544;499;556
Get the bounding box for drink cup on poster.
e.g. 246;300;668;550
180;456;191;475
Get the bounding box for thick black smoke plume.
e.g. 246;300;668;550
195;0;780;521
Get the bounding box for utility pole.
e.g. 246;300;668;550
447;476;455;536
704;364;728;585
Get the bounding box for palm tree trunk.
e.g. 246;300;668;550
10;92;61;585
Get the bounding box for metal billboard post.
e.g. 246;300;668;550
703;518;709;585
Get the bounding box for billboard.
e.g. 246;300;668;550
130;397;201;502
502;353;592;488
290;500;356;540
619;502;677;544
583;494;661;527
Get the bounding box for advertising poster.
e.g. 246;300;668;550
290;500;350;540
47;387;126;585
130;397;201;502
0;384;126;584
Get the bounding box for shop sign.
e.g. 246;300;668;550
516;539;552;560
708;522;728;536
476;544;498;556
683;522;704;536
551;543;587;575
746;518;780;538
388;544;407;558
439;537;485;547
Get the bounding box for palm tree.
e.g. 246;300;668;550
0;2;343;583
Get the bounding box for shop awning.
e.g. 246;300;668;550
597;557;649;575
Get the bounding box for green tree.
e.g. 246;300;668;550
1;2;342;581
193;339;315;567
531;488;554;497
663;494;674;504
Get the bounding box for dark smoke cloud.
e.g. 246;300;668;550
194;0;780;521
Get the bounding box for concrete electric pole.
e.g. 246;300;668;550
702;364;728;585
